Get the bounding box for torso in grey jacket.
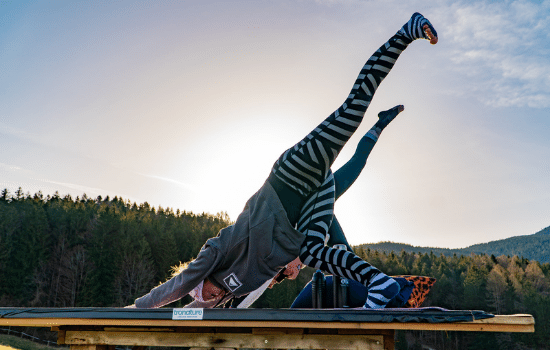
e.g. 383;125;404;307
135;180;305;308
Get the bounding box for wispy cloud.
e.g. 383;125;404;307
139;173;197;192
312;0;360;4
40;179;111;197
300;0;550;108
0;162;118;199
0;162;22;172
0;122;30;139
442;0;550;108
0;120;49;147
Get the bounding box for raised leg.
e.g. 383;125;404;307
271;13;438;309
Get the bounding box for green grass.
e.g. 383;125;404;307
0;334;63;350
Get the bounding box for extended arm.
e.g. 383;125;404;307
134;245;221;308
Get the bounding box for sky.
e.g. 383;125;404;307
1;0;549;249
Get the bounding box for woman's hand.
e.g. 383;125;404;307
268;257;303;288
282;257;302;280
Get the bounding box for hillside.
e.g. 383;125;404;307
359;225;550;263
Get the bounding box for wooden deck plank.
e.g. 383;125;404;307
64;330;385;350
0;314;535;332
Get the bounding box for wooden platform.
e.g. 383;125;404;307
0;308;534;350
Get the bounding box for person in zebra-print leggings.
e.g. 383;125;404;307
267;12;438;309
131;12;438;311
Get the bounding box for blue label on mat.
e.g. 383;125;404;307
172;308;204;320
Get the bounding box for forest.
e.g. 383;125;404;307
360;225;550;264
1;188;549;350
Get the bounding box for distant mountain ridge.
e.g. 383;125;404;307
358;225;550;264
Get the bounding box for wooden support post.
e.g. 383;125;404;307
55;329;66;345
383;330;395;350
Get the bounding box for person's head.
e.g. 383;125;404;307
189;278;225;302
201;278;225;301
173;261;225;302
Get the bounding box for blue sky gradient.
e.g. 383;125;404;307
1;0;549;248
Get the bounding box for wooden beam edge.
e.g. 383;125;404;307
0;314;534;333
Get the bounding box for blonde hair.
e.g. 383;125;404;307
170;260;192;277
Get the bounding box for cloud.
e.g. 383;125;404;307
138;173;197;192
0;120;50;148
39;179;111;197
0;162;22;172
0;162;120;200
0;122;30;139
297;0;550;108
309;0;363;5
441;0;550;108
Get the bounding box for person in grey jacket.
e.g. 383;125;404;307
132;12;438;309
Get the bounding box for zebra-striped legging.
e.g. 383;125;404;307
267;31;410;292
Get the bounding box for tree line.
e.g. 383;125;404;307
360;225;550;264
0;188;231;307
1;188;549;349
355;248;550;349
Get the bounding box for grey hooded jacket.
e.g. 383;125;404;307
134;180;305;308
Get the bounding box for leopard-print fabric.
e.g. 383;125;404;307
393;275;436;308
